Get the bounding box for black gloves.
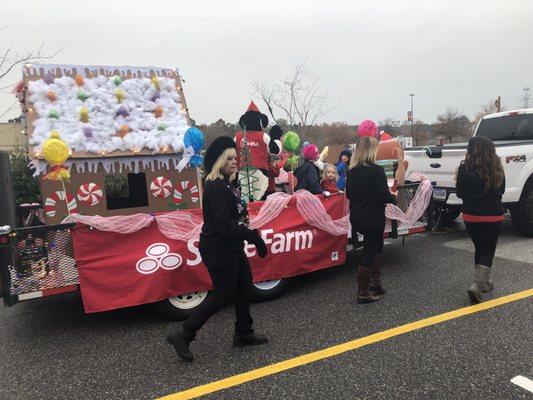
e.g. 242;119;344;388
245;229;268;258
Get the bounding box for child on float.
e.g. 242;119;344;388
294;144;331;196
336;149;352;191
320;164;340;194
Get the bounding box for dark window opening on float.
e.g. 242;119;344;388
104;172;148;210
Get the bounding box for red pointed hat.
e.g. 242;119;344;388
246;101;260;112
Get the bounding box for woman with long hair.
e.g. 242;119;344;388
456;136;505;303
346;136;396;303
166;136;268;361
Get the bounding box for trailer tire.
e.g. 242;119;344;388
252;278;289;302
156;291;209;320
434;205;461;226
511;179;533;237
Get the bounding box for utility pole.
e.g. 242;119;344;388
409;93;415;142
520;87;531;109
495;96;501;112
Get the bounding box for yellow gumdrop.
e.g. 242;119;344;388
115;89;125;103
42;131;70;165
80;107;89;123
151;76;160;90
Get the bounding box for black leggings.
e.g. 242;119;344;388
352;221;384;267
183;249;253;336
464;221;502;268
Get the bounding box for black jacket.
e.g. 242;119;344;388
346;163;396;225
199;176;254;254
294;160;324;195
456;164;505;216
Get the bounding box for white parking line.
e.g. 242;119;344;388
511;376;533;393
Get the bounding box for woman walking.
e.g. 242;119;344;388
456;136;505;303
166;136;268;361
346;137;396;303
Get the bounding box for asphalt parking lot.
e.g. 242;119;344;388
0;220;532;400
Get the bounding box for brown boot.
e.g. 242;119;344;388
369;254;385;295
357;265;379;304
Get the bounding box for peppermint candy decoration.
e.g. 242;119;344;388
150;176;173;198
173;180;200;204
77;183;103;206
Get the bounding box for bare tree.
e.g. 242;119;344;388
379;117;402;136
433;107;472;144
250;61;336;134
1;25;63;118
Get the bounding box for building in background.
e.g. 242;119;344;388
0;122;26;151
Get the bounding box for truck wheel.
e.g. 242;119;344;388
511;179;533;237
252;278;289;302
156;291;209;320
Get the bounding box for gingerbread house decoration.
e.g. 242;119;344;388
23;64;202;225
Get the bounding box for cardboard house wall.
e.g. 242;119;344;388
23;64;201;224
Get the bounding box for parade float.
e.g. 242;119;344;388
0;64;433;319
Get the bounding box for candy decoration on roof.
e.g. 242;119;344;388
115;89;124;103
157;123;167;131
116;105;129;118
151;90;161;102
113;75;123;86
48;109;59;119
151;76;160;90
150;176;173;198
83;126;93;138
46;90;57;102
75;74;84;87
154;105;163;118
77;182;103;206
118;124;129;138
80;107;89;123
43;73;54;85
77;90;89;101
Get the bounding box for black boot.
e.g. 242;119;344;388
166;325;195;362
369;254;385;295
233;332;268;347
357;265;379;304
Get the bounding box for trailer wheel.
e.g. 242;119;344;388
156;291;209;320
252;278;289;302
434;205;461;226
511;179;533;237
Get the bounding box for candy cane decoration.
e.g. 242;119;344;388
173;180;200;204
150;176;173;198
77;183;103;206
44;191;78;217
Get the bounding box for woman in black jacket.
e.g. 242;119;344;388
166;136;268;361
456;136;505;303
346;137;396;303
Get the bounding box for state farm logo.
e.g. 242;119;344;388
136;243;183;275
239;140;260;148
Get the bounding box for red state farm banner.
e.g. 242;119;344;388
72;195;347;313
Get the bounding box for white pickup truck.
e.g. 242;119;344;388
404;108;533;236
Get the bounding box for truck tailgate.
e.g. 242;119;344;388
405;146;467;188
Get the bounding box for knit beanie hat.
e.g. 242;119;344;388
203;136;236;174
340;149;352;159
357;120;378;138
303;144;320;160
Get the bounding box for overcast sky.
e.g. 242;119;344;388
1;0;532;125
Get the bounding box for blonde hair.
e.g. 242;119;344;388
323;164;339;182
206;148;237;181
350;137;379;169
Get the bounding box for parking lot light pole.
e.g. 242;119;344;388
409;93;415;144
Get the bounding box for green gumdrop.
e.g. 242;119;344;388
157;123;167;131
77;90;89;101
113;75;123;86
48;109;59;119
283;131;301;152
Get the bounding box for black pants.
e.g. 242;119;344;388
352;221;384;267
183;249;253;336
464;221;502;268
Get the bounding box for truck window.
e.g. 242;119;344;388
477;114;533;141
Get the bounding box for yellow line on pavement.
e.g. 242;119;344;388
158;288;533;400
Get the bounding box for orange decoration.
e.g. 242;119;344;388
154;105;163;118
75;74;84;86
118;124;130;138
46;90;57;102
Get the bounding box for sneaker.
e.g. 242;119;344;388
233;332;269;347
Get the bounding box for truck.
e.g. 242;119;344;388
404;108;533;236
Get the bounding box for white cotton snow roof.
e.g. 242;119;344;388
24;64;191;159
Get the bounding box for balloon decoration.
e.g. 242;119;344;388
182;127;204;168
80;107;89;123
77;90;89;101
113;75;123;86
48;109;59;119
115;89;125;103
357;119;379;138
75;74;84;87
41;131;71;182
46;90;57;102
154;105;163;118
118;124;129;138
282;131;301;168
